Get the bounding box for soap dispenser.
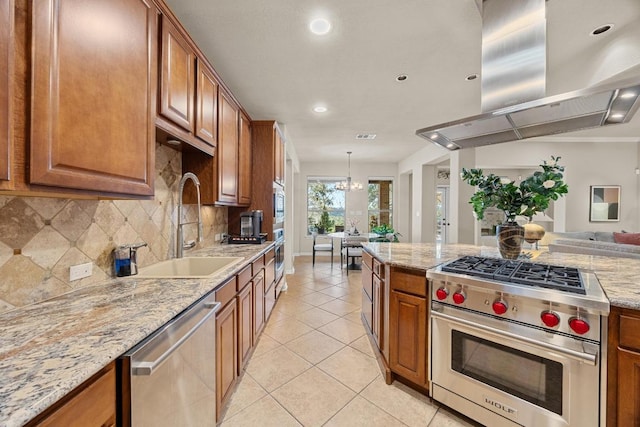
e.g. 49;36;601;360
114;243;148;277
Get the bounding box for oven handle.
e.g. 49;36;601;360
431;310;598;366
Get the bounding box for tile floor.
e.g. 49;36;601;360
220;256;481;427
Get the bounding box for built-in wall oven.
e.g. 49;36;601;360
273;185;285;227
427;256;609;427
273;228;284;286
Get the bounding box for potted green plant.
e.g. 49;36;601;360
371;224;401;242
316;209;334;234
461;156;568;259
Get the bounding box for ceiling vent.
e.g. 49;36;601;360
356;133;377;140
416;0;640;150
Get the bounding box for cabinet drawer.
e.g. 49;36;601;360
265;247;275;263
390;267;427;297
620;315;640;351
362;251;373;270
252;254;265;274
373;258;384;279
237;264;252;291
215;277;237;308
362;289;373;332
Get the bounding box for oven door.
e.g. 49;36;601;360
430;304;601;427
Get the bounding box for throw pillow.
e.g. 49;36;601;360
613;232;640;246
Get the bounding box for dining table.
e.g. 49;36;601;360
326;232;381;270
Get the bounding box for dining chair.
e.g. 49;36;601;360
340;236;368;274
312;232;334;266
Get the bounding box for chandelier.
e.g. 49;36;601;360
336;151;363;192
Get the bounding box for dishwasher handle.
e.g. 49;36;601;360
130;299;220;376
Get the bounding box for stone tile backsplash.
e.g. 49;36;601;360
0;144;228;314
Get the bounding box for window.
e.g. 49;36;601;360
368;179;393;230
307;177;346;234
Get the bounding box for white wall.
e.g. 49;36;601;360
294;161;398;255
396;139;640;243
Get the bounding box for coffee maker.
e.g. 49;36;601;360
240;210;263;237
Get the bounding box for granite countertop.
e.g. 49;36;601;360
363;242;640;310
0;242;273;427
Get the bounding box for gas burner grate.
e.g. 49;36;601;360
441;256;586;294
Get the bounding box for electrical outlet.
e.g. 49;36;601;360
70;262;93;281
215;233;221;242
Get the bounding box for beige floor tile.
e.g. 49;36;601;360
223;373;267;419
271;367;356;426
300;281;335;292
318;299;360;316
280;284;315;298
296;291;336;306
246;346;312;392
349;334;376;358
220;395;302;427
361;376;438;427
285;330;345;364
341;310;364;325
269;298;314;316
266;307;293;324
325;396;406;427
317;346;380;392
339;291;363;305
251;334;282;358
292;306;340;328
428;407;482;427
318;286;351;298
318;317;365;344
263;318;314;344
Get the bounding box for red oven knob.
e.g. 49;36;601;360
492;300;508;315
435;288;449;301
452;291;466;305
541;311;560;328
569;317;590;335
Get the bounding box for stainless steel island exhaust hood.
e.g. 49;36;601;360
416;0;640;150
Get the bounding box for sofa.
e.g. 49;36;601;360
544;231;640;259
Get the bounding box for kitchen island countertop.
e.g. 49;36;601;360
0;242;273;427
363;242;640;310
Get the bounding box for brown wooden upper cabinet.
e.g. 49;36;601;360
238;112;252;206
274;126;285;186
0;0;12;184
156;14;217;155
30;0;156;197
215;88;240;205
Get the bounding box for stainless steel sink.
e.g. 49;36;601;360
136;256;243;278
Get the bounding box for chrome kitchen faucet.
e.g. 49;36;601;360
177;172;203;258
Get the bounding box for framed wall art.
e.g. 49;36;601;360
590;185;620;222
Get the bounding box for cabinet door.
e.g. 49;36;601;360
372;275;383;348
159;16;194;132
617;347;640;426
253;272;265;343
216;299;238;419
195;60;217;147
217;89;239;204
389;290;427;387
0;0;11;183
31;0;156;196
274;127;284;185
237;283;253;373
237;112;252;206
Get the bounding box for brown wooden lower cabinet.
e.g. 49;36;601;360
253;271;265;342
237;281;253;374
608;306;640;426
27;362;116;427
389;289;427;387
216;298;238;419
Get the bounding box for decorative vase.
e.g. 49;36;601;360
523;222;546;249
496;222;524;259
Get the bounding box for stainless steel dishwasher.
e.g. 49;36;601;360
118;294;220;427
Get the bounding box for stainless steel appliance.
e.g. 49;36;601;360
273;185;285;227
113;242;147;277
273;228;285;285
427;256;609;427
118;294;220;426
240;210;263;237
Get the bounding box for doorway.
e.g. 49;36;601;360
436;186;449;243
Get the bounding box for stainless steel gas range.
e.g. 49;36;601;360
427;256;610;427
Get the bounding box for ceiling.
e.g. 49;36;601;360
164;0;640;164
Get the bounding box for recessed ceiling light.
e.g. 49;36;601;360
396;74;408;82
429;133;438;140
309;18;331;35
610;113;625;119
313;105;328;113
465;74;479;81
621;91;637;99
591;24;613;36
